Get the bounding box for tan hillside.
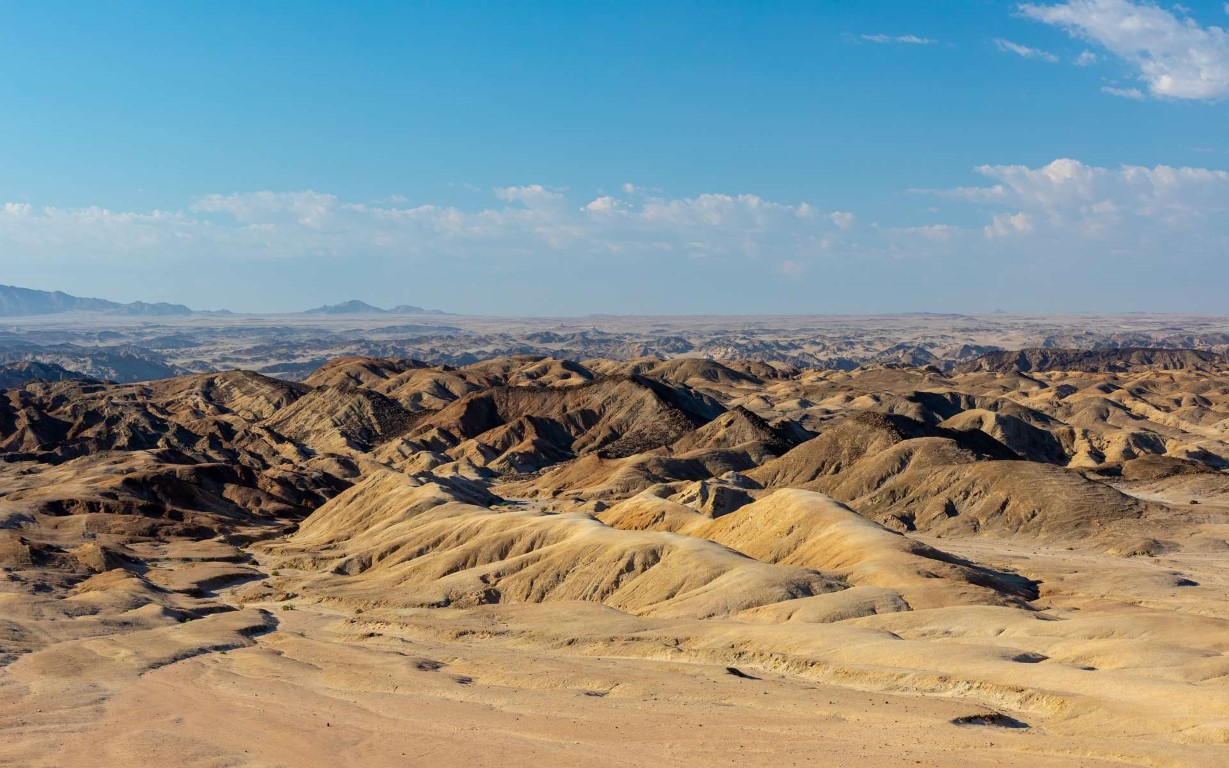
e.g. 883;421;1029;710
3;353;1229;767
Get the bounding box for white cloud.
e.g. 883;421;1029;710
1075;50;1099;65
829;211;856;228
904;224;962;242
0;187;854;268
493;184;565;206
995;38;1060;62
635;193;814;230
860;33;937;45
1101;85;1146;99
1020;0;1229;100
583;196;624;214
193;190;339;226
954;158;1229;238
985;212;1035;238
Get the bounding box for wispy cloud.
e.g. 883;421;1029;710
1101;85;1145;99
860;33;937;45
0;188;853;267
7;159;1226;264
1020;0;1229;100
995;38;1060;62
4;158;1226;308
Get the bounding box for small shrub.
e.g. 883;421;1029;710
281;603;295;611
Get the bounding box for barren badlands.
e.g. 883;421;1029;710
2;329;1229;766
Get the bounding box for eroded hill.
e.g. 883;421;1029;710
1;354;1228;767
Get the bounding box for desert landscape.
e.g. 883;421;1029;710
4;0;1228;764
5;283;1229;383
2;326;1228;766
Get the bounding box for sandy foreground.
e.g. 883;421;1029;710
2;511;1226;768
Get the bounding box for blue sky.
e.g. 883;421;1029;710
1;1;1227;314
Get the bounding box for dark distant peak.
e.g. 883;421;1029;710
121;301;194;317
304;299;388;315
0;284;193;317
390;304;448;315
304;300;445;315
957;347;1227;374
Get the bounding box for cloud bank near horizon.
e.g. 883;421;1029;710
1;157;1225;312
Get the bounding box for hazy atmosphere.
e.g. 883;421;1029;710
2;1;1227;313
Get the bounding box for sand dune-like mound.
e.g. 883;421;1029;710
303;356;432;389
0;370;305;461
670;405;801;457
147;370;308;421
831;459;1157;538
264;470;843;619
938;408;1068;464
264;384;416;453
0;380;203;459
1119;454;1221;480
394;375;726;471
603;487;1035;610
503;357;595;387
699;490;1035;599
667;477;757;517
497;448;754;499
747;411;1013;488
597;490;715;532
0;450;318;542
602;358;782;397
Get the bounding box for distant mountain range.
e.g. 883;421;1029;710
0;285;447;318
302;299;446;315
0;284;193;317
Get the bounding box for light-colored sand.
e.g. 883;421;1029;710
4;485;1225;767
0;601;1164;768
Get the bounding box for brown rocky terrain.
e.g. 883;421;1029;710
6;310;1229;383
2;352;1228;766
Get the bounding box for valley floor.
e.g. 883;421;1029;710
3;510;1227;768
